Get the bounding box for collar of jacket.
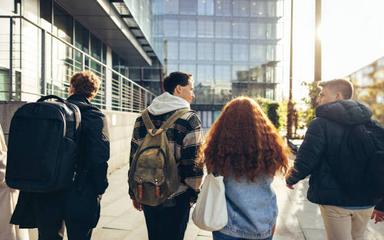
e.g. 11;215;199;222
67;94;91;105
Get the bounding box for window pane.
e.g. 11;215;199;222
267;45;276;61
91;34;102;60
215;21;231;38
164;19;179;37
232;21;249;39
180;64;196;78
198;0;214;15
153;19;164;37
180;0;197;15
54;2;73;43
215;0;231;16
164;0;179;14
267;2;277;17
250;23;276;39
167;41;179;60
197;64;214;83
250;1;267;17
250;22;265;39
180;20;196;37
250;44;265;62
75;21;89;52
215;65;231;82
215;43;231;61
180;42;196;60
198;20;214;38
198;42;214;60
266;88;275;99
233;44;249;62
41;0;52;23
233;0;249;17
167;64;179;74
265;65;276;83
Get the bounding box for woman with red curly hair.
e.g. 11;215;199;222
198;97;289;240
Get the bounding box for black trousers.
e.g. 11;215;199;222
142;191;192;240
33;186;100;240
37;222;93;240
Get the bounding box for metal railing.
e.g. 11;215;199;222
0;15;155;112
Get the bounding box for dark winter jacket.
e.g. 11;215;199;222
11;94;110;228
286;100;384;211
68;94;110;195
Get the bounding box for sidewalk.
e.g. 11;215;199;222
91;164;384;240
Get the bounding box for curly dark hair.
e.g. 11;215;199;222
70;71;101;99
198;97;289;181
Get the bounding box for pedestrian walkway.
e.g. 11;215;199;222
91;164;384;240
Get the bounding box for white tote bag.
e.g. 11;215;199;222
192;173;228;231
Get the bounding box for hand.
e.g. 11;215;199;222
371;209;384;224
133;199;142;211
286;184;295;190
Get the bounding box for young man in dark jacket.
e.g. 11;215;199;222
286;79;384;239
129;72;204;240
11;71;110;240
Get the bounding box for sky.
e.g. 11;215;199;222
284;0;384;101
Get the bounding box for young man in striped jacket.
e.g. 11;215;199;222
128;72;204;240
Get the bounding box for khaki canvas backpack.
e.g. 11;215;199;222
129;108;190;206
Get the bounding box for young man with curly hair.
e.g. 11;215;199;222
11;71;110;240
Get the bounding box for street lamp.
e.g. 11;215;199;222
287;0;294;139
315;0;322;82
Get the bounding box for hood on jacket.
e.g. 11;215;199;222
147;92;190;115
316;100;372;125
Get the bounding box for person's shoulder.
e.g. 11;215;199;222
178;110;201;130
308;117;328;128
179;110;199;120
82;105;104;121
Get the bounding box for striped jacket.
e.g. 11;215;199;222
128;110;204;200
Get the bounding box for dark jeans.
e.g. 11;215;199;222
213;231;273;240
142;191;192;240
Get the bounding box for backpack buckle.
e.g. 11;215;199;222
148;128;163;136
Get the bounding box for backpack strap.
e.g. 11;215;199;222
142;108;190;137
142;109;157;135
160;108;190;131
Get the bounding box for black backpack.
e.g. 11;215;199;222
333;120;384;199
6;95;81;192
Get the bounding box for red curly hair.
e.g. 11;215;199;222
198;97;289;181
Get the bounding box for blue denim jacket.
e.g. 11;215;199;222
219;175;277;239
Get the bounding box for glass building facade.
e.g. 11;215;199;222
152;0;284;127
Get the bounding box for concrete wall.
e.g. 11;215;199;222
103;110;139;172
0;102;139;173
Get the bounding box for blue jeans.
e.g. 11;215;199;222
213;231;273;240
